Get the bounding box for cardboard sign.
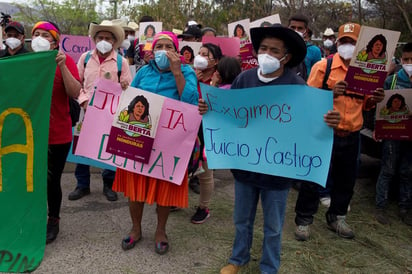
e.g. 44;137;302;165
345;26;400;94
200;84;334;187
75;79;201;185
375;88;412;140
60;34;94;63
106;89;164;163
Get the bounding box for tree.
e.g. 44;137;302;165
14;0;409;42
14;0;100;36
366;0;412;41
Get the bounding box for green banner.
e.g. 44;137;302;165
0;51;57;272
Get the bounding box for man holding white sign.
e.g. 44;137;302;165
198;24;341;274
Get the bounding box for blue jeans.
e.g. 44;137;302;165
229;179;290;274
74;163;115;189
376;140;412;209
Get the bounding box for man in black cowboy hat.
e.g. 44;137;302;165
177;24;202;42
216;24;340;274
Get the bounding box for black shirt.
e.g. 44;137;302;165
0;45;30;58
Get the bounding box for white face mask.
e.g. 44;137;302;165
5;37;22;50
258;53;286;75
96;40;113;54
402;64;412;77
295;30;305;38
323;39;334;48
257;68;279;83
193;55;209;70
121;39;131;49
31;36;51;52
127;35;135;41
337;44;355;60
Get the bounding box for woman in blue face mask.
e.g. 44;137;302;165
113;31;199;255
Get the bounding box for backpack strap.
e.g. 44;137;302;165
321;56;364;99
390;73;398;90
322;57;333;90
83;51;122;83
84;51;92;68
116;53;122;83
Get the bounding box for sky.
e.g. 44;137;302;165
0;0;116;16
1;0;24;3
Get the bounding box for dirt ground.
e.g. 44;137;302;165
34;155;411;274
181;154;412;274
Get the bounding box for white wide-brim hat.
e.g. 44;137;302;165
89;20;124;49
127;22;139;31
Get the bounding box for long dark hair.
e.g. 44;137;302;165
217;56;241;85
201;43;223;61
180;45;194;62
128;95;149;120
366;34;387;57
386;93;406;110
144;24;156;37
233;24;245;37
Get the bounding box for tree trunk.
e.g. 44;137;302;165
395;0;412;37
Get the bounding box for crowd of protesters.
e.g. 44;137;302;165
1;11;411;274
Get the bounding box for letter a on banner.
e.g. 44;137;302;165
0;52;56;272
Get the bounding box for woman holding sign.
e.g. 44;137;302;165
113;31;198;255
30;21;82;244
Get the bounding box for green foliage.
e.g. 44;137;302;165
14;0;99;36
119;109;130;122
11;0;412;41
357;50;369;62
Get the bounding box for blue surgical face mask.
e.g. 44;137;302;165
154;50;170;70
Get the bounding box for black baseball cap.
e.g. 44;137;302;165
5;21;24;35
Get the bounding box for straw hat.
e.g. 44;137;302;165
89;20;124;49
111;19;138;32
127;22;139;31
323;28;335;37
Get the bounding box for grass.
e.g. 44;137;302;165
168;155;412;274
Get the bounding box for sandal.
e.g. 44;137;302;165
154;241;169;255
121;235;141;251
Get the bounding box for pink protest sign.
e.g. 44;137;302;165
75;78;201;185
201;36;240;57
60;34;94;63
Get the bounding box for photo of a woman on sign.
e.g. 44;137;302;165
119;95;152;136
233;24;249;43
180;45;194;65
357;34;387;63
141;24;156;42
380;93;410;123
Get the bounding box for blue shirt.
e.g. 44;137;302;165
305;43;322;76
131;60;199;105
384;69;412;90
